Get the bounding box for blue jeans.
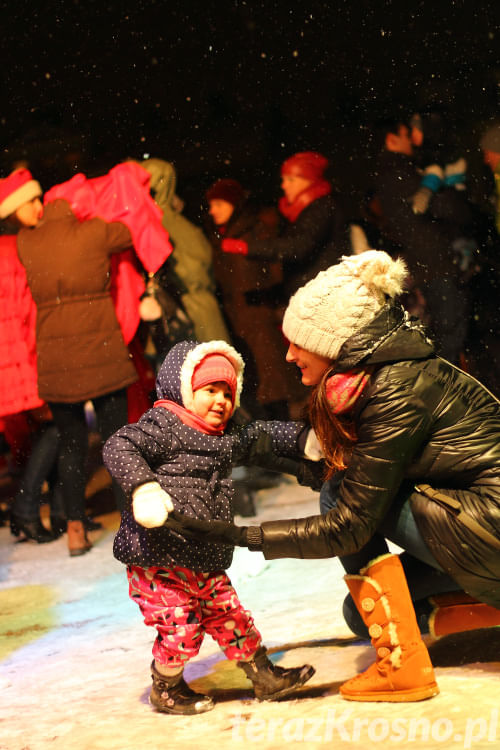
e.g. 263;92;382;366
320;477;461;636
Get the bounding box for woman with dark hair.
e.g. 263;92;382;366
165;250;500;703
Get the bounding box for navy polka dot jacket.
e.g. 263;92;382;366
103;340;307;571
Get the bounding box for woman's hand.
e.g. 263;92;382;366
164;511;263;550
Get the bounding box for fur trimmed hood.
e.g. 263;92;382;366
155;340;245;416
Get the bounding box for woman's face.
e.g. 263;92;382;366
14;197;43;228
286;342;332;386
281;174;313;204
208;199;234;226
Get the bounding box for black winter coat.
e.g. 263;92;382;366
257;304;500;607
103;340;308;571
246;194;349;298
374;152;469;285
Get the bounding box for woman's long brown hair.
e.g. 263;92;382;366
308;365;357;479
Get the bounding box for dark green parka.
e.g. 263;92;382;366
258;304;500;607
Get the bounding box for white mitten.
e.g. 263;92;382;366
444;158;467;190
412;164;444;214
303;428;325;461
132;482;174;528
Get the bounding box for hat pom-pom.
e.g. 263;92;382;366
344;250;408;299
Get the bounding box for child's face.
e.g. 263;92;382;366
192;381;233;427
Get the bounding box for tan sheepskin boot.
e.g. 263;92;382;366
340;553;439;702
429;591;500;639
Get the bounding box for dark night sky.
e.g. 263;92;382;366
1;0;499;211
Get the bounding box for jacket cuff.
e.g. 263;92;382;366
246;525;263;551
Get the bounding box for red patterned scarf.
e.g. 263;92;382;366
278;179;332;222
325;370;371;414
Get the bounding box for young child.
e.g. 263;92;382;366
103;339;316;715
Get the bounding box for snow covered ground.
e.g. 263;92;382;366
1;476;500;750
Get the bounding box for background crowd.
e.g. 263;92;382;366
1;107;500;556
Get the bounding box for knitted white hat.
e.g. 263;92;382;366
282;250;408;360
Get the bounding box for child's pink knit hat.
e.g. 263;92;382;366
192;354;237;405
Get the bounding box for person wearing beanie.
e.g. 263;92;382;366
0;168;43;228
217;151;350;300
0;168;67;544
205;176;305;422
102;339;321;714
166;250;500;703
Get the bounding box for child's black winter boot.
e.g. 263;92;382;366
150;661;214;715
237;646;315;701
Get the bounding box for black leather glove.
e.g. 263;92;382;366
285;457;325;492
164;511;263;550
251;453;325;492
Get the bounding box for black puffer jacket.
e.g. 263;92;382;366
258;304;500;607
103;340;308;571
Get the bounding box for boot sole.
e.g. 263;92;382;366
69;546;92;557
258;665;316;701
340;682;440;702
149;695;214;715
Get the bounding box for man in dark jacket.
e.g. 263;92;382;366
372;118;470;364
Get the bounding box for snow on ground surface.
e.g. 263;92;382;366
1;477;500;750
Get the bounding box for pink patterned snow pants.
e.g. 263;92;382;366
127;565;262;668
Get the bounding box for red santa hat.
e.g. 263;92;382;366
0;169;42;220
191;353;238;406
280;151;329;182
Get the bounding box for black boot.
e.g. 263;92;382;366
10;515;56;544
149;661;214;715
49;515;67;539
238;646;315;701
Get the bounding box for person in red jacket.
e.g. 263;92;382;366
0;169;60;543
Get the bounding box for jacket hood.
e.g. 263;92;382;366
335;303;435;371
155;339;245;415
141;158;176;208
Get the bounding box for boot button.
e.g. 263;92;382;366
368;623;383;638
377;647;391;658
361;597;375;612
